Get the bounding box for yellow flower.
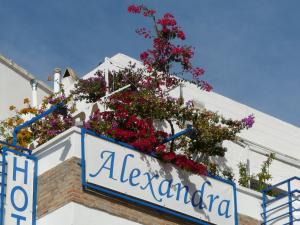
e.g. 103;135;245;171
28;108;38;114
20;108;29;114
16;118;24;125
24;98;30;104
7;118;14;126
9;105;16;111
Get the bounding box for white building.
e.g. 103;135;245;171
1;53;299;225
0;54;52;120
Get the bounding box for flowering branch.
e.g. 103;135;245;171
128;4;212;91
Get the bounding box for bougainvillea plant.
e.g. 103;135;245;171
71;5;255;177
72;70;106;103
128;4;212;91
0;98;38;147
0;91;74;149
0;4;255;179
29;92;74;146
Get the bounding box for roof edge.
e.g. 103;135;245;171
0;54;53;94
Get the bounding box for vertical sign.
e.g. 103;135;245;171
0;147;37;225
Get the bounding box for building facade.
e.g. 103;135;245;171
0;54;52;120
1;53;300;225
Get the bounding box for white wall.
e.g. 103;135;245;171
34;127;82;176
37;202;142;225
0;58;51;120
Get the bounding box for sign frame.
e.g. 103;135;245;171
0;147;38;225
80;128;239;225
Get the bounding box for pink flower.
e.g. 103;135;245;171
242;115;255;129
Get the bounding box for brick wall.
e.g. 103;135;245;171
238;214;261;225
37;157;261;225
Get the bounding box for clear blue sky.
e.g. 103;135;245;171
1;1;299;127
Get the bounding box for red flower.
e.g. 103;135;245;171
155;130;168;139
143;9;156;17
184;159;196;171
161;152;176;162
194;163;208;176
155;145;166;154
140;51;149;61
177;30;185;40
171;47;183;55
146;66;153;72
175;155;188;168
198;81;213;92
192;67;205;78
128;5;141;14
157;13;177;27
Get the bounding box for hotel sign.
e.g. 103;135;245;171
0;148;37;225
81;129;238;225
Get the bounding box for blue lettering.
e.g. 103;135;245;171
218;199;231;218
89;150;117;180
129;168;141;186
174;183;190;204
207;194;220;212
140;173;162;202
11;213;26;225
120;154;134;183
158;179;174;198
10;186;28;212
13;157;28;185
191;181;211;209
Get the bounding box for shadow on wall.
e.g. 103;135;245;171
138;153;211;222
36;138;72;161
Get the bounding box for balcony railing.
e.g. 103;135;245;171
262;177;300;225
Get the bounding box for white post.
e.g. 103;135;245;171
53;68;61;93
30;79;38;108
104;58;110;95
180;83;184;99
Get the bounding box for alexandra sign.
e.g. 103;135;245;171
0;147;37;225
81;129;238;225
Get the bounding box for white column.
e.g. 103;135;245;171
180;83;184;99
104;58;110;95
30;79;38;108
54;68;61;93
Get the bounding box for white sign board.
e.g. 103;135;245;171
82;130;238;225
0;148;37;225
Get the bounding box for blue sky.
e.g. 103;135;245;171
1;1;299;127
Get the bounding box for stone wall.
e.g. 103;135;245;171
37;157;261;225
